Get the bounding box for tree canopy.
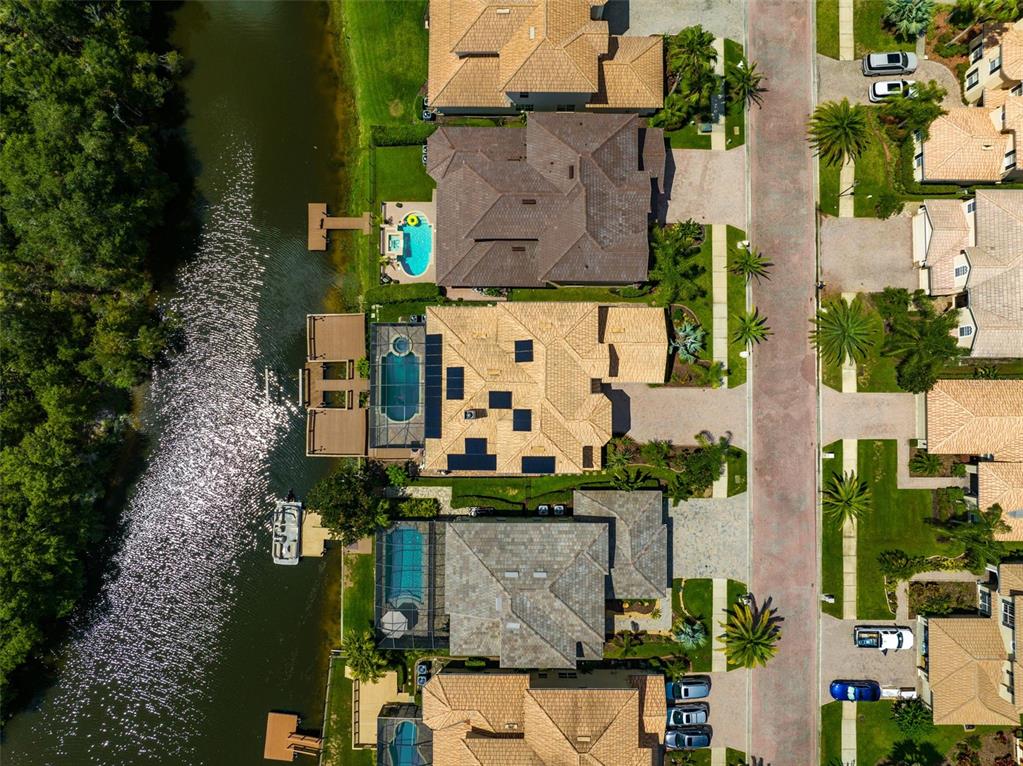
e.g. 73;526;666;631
306;460;392;546
0;0;180;699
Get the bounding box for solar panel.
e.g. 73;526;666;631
446;366;464;399
448;453;497;471
489;390;512;409
424;334;443;439
521;456;555;474
514;339;533;363
512;409;532;432
465;437;487;454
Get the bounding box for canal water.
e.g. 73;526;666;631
3;3;348;764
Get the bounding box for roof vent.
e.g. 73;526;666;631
522;198;537;205
576;736;591;743
496;7;510;13
568;165;575;179
982;143;994;150
504;722;520;730
532;570;548;579
506;621;520;631
503;570;520;578
529;25;536;39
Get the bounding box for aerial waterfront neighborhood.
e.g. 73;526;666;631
3;2;1023;766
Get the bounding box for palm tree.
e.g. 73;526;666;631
614;630;642;657
665;25;717;82
611;467;649;491
944;505;1010;570
674;619;708;650
720;601;780;669
733;308;771;346
812;298;875;366
726;56;765;107
650;220;704;305
884;308;965;393
729;246;772;283
807;99;871;167
662;654;691;681
649;93;693;131
909;450;942;477
342;629;389;683
822;471;871;528
884;0;936;38
972;364;999;379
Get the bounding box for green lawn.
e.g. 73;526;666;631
857;440;960;619
821;441;844;619
343;549;376;635
853;109;895;218
666;122;712;149
372;145;435;208
507;286;656;304
321;655;374;766
819;157;840;218
343;0;428;129
853;0;917;59
725;749;747;766
726;225;748;387
680;579;714;672
820;701;843;765
727;448;747;497
817;0;840;59
724;579;749;671
821;294;900;393
416;472;662;511
685;235;715;363
857;700;1005;766
723;39;746;149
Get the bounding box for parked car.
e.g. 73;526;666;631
666;676;711;703
862;51;918;76
665;726;712;750
854;625;914;653
829;680;882;702
869;79;917;103
666;703;709;727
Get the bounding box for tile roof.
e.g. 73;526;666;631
999;562;1023;598
587;36;665;111
422;672;664;765
423;303;667;475
1000;22;1023;81
427;0;662;110
427;113;664;286
925;380;1023;461
443;521;609;668
922;105;1011;182
964;190;1023;358
571;490;667;599
922;200;972;295
985;463;1023;540
927;616;1018;726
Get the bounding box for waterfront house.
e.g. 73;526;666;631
963;20;1023;105
426;0;663;114
426;112;665;288
421;669;666;764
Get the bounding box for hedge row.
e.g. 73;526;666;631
370;123;436;147
364;282;441;305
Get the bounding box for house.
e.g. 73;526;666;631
915;95;1022;184
920;562;1023;725
426;0;663;114
964;20;1023;105
911;190;1023;358
925;379;1023;461
421;669;665;765
426;112;665;288
978;462;1023;541
374;491;669;667
421;302;668;475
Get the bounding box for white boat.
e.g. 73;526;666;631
272;498;302;566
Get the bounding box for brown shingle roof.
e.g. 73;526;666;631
926;380;1023;461
427;0;662;111
985;463;1023;541
922;106;1011;182
424;303;667;475
428;113;663;287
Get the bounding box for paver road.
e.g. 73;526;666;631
747;2;819;764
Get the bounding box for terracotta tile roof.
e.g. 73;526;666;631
998;562;1023;597
424;303;667;474
964;190;1023;358
927;616;1018;725
427;113;663;287
984;463;1023;541
427;0;662;110
587;36;664;111
922;200;973;295
422;673;663;764
1001;23;1023;81
925;380;1023;461
922;106;1010;182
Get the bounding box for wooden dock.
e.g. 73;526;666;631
264;712;322;761
307;203;371;250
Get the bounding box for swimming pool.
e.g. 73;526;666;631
380;350;420;422
388;721;422;766
398;213;432;278
385;527;424;607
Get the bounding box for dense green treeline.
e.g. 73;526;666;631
0;0;181;700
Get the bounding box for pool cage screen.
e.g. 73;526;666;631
376;705;433;766
375;521;449;651
368;323;427;449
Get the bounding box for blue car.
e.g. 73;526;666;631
830;679;881;702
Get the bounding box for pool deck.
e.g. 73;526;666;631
307;203;371;250
380;198;437;285
348;669;412;748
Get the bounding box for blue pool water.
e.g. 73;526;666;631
380;350;420;422
388;721;421;766
398;214;432;277
385;528;424;607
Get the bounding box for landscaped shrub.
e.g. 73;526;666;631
908;580;977;616
640;440;674;469
386;464;409;488
396;498;439;518
874;189;905;219
935;486;967;520
877;549;927;580
357;357;371;378
614;285;653;299
666;435;733;503
909;449;942;476
891;698;934;737
674;619;708;650
671;320;706;364
951;461;967;477
364;283;441;305
463;657;487;669
370;123;437;147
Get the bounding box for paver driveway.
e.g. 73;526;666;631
817;55;963;108
748;1;819;764
615;383;748;449
671;495;748;582
820;215;917;293
665;148;748;230
624;0;745;40
819;615;919;700
704;669;751;750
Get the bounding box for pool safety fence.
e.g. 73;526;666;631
368;323;427;449
375;521;449;651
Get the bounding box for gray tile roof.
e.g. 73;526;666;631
427;113;665;287
443;520;609;668
572;490;667;599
